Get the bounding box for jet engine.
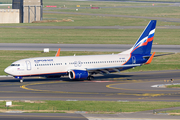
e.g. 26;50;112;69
69;70;88;79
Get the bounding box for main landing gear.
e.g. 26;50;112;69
87;76;94;80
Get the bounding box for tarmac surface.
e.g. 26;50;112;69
0;70;179;101
0;43;180;53
1;111;180;120
0;70;180;120
0;113;87;120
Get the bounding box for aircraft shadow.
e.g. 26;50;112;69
94;74;133;80
0;74;133;83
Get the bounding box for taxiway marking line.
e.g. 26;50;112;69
19;80;180;99
20;82;148;97
20;81;159;97
20;81;101;95
106;80;180;99
106;80;180;92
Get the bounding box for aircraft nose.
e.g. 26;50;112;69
4;67;12;75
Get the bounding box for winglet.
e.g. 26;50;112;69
55;48;61;57
145;52;155;65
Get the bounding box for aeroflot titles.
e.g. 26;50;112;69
34;57;125;63
34;59;53;63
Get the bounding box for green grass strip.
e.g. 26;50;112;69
1;101;180;113
166;85;180;88
0;28;180;45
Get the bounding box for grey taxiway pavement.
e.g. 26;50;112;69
0;43;180;53
0;113;87;120
1;112;180;120
0;70;179;101
0;70;180;120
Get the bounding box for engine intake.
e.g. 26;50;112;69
69;70;88;79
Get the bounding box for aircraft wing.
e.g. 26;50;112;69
86;64;142;74
55;48;61;57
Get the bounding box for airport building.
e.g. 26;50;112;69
0;0;43;23
12;0;43;23
0;9;19;23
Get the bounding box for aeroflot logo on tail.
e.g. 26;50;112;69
34;59;53;63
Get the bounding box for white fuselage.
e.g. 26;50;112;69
5;53;131;77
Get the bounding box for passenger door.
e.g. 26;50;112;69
26;60;31;70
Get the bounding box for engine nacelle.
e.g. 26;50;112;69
69;70;88;79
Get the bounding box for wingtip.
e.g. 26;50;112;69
55;48;61;57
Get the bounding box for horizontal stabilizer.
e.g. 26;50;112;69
145;52;155;65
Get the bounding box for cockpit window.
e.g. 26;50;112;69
11;64;20;66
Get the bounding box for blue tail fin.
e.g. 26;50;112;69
131;20;156;55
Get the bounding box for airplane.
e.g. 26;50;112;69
4;20;156;83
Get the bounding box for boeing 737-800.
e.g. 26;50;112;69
4;20;156;83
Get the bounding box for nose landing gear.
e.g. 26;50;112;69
20;79;23;83
14;76;23;83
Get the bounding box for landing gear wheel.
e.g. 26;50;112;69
20;79;23;83
87;76;94;80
